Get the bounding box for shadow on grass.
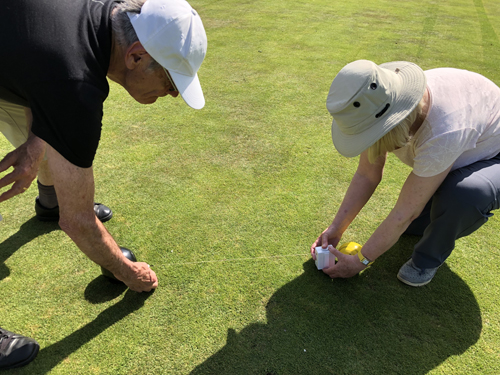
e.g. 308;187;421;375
84;275;128;304
11;289;154;375
0;217;59;280
2;219;151;374
192;235;482;374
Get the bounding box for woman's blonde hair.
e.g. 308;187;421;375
367;101;423;163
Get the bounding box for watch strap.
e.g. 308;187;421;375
357;251;373;266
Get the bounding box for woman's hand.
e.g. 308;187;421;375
310;225;343;260
322;246;366;278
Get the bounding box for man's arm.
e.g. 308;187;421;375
45;144;158;292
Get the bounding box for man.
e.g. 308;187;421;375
0;0;207;368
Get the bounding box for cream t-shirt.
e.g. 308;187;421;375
392;68;500;177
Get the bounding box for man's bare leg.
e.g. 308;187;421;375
35;158;113;222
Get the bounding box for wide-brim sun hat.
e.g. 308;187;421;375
128;0;207;109
326;60;427;157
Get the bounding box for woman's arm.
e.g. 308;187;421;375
311;151;386;257
324;166;453;278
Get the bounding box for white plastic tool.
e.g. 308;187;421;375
314;246;333;270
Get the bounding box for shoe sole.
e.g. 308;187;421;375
4;344;39;370
397;273;433;287
100;212;113;223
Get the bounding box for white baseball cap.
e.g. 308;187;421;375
128;0;207;109
327;60;426;157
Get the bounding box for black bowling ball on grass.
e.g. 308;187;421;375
101;247;137;282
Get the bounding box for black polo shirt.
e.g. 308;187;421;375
0;0;117;167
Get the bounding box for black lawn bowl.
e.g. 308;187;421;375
101;247;137;282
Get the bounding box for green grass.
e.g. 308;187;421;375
1;0;500;373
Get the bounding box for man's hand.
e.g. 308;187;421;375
322;246;366;278
0;134;45;202
116;262;159;292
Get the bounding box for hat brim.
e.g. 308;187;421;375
331;61;426;158
168;70;205;110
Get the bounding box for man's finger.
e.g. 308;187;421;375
0;170;19;189
0;188;18;203
0;152;15;173
0;181;30;203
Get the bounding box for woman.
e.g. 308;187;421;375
311;59;500;286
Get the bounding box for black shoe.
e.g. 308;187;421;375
0;328;39;370
35;198;113;223
93;202;113;223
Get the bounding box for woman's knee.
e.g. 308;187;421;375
433;172;497;216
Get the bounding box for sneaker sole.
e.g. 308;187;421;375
4;344;39;369
397;273;433;287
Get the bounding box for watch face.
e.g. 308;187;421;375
357;251;371;266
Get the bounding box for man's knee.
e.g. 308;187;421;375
37;160;53;185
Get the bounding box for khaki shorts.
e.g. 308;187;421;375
0;98;29;148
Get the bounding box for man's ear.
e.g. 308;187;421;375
124;41;149;70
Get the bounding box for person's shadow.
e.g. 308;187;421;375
191;236;482;374
0;217;59;280
2;218;153;374
10;279;153;375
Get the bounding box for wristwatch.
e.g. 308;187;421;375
357;251;374;267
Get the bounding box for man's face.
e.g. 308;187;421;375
124;55;179;104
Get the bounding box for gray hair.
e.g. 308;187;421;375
111;0;161;71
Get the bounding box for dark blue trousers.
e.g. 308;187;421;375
404;153;500;269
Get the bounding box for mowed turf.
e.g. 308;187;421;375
1;0;500;373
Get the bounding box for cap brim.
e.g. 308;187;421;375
168;70;205;110
331;61;426;157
